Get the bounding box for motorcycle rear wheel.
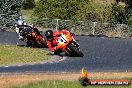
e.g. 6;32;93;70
27;40;37;47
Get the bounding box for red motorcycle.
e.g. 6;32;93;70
19;26;47;47
55;30;84;57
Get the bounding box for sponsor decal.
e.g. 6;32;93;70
79;68;131;86
90;80;130;85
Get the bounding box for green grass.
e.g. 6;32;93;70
0;44;50;66
11;80;132;88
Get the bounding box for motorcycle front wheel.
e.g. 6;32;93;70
37;37;48;48
66;42;84;57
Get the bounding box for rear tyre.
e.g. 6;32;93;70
26;40;34;47
54;49;62;55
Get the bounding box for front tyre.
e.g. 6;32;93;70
36;36;48;48
37;37;47;47
66;42;84;57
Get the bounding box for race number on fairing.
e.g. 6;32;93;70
57;33;67;44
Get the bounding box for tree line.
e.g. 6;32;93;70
0;0;132;29
33;0;132;25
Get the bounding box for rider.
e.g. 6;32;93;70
15;17;38;40
15;17;25;40
45;29;71;54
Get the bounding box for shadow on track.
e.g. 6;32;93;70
17;44;48;48
47;52;83;58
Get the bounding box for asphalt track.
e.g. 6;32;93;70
0;31;132;72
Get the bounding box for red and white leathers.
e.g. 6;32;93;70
46;29;71;52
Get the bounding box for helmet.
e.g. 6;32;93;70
45;30;53;40
16;16;26;28
17;19;24;26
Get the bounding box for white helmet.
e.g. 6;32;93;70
17;19;24;26
17;16;25;26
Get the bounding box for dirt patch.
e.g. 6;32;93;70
0;72;132;88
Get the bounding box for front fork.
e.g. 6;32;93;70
72;39;80;48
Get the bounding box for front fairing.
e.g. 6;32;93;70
56;32;73;51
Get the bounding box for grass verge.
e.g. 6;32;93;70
0;44;50;66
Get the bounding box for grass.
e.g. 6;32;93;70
0;44;50;66
11;80;132;88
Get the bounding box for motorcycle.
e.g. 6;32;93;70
16;25;47;47
55;30;84;57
